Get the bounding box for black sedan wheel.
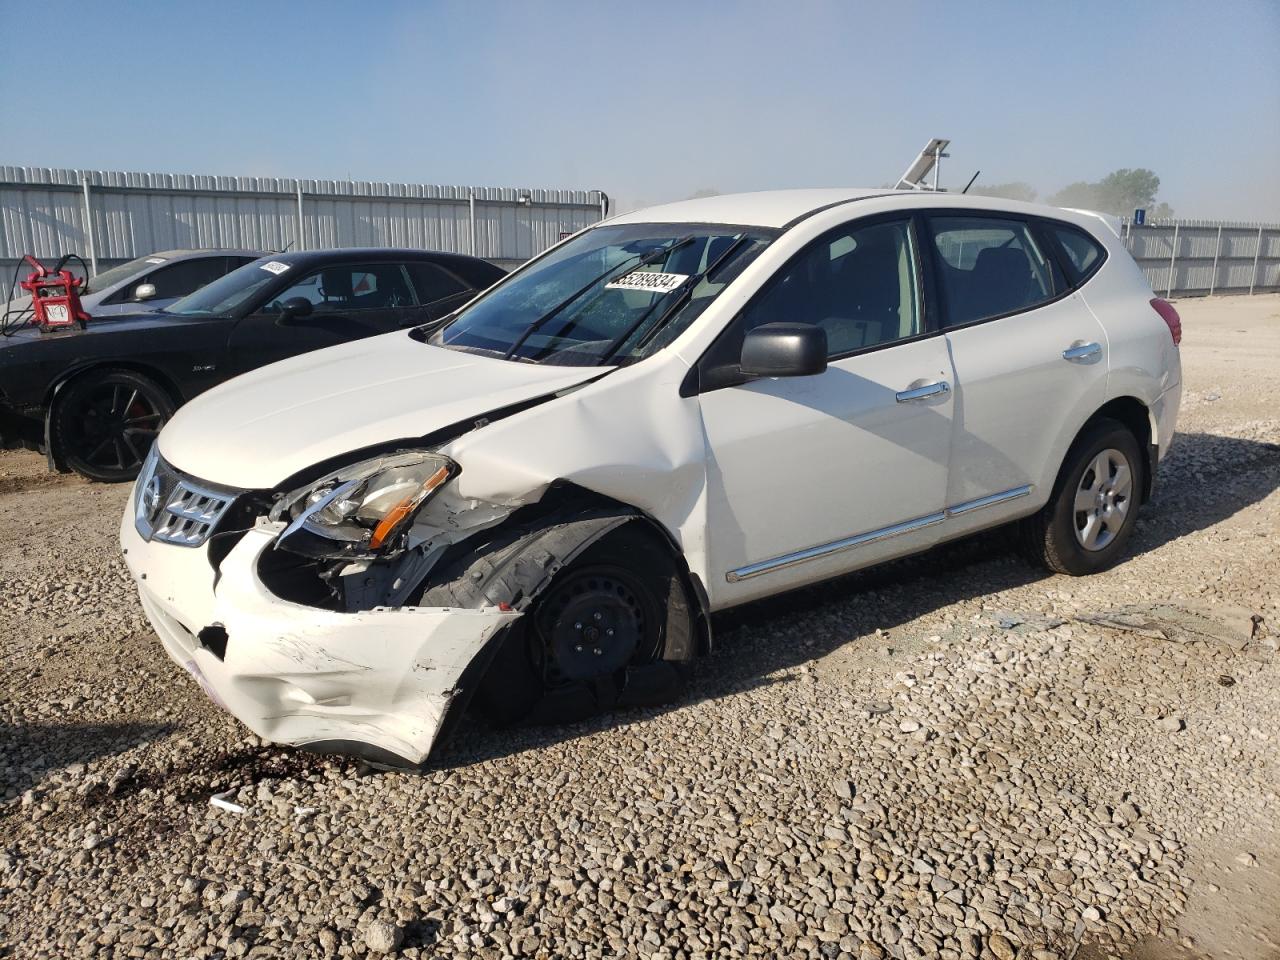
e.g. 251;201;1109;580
53;368;174;482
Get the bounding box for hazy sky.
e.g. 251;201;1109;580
2;0;1277;219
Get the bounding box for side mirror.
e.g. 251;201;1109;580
134;283;157;302
739;322;828;378
279;297;314;320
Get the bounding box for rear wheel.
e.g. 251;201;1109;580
52;368;173;482
1022;417;1145;575
476;525;694;724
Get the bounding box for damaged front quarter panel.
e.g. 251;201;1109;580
207;524;519;766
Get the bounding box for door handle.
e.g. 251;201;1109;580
895;380;950;403
1062;341;1102;363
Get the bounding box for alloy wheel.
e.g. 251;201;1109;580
1073;447;1133;551
76;382;165;474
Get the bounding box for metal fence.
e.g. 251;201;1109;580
1119;218;1280;298
0;165;609;283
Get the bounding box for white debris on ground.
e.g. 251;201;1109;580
1;295;1279;959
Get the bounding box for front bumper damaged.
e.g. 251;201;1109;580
121;520;519;766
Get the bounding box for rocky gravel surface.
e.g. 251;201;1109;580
2;295;1279;959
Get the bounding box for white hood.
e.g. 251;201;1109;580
158;331;604;489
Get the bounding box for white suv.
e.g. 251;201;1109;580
121;189;1182;766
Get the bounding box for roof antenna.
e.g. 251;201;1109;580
961;170;980;195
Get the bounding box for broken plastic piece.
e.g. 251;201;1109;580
209;789;247;814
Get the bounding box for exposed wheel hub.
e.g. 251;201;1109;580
541;568;646;681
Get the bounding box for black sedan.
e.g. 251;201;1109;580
0;248;506;481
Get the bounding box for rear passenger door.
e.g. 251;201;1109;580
926;214;1109;534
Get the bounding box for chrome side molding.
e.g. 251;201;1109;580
726;512;945;582
946;484;1032;517
726;484;1034;583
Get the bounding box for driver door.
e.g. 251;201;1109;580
696;216;956;606
228;261;420;373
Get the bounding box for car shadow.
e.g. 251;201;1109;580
435;430;1280;769
0;721;174;801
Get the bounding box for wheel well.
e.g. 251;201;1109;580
487;481;715;656
44;363;182;471
1081;396;1154;502
47;362;183;411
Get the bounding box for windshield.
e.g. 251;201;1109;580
86;254;170;293
165;258;281;317
429;224;773;365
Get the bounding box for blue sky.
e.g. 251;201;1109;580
2;0;1277;219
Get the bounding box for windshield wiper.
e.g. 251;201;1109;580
500;236;695;362
598;234;750;364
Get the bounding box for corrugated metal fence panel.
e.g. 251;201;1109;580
1120;219;1280;296
1;166;605;278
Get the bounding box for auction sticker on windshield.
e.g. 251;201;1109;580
605;271;689;294
260;261;290;275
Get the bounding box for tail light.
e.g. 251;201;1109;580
1150;297;1181;346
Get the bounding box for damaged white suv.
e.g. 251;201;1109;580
121;189;1182;766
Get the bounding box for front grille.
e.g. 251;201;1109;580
134;451;238;547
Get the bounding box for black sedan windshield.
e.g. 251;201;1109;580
165;259;281;317
430;224;773;365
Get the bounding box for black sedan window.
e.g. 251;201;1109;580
165;260;285;316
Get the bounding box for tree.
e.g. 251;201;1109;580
1048;168;1165;216
970;182;1038;203
1046;181;1098;209
1097;168;1161;215
686;188;721;200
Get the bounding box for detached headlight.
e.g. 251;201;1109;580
271;451;457;559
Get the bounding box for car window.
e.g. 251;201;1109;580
144;257;230;300
1047;223;1105;283
739;219;921;357
87;254;169;294
263;263;415;313
928;217;1058;327
406;262;469;304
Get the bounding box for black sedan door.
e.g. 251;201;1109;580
227;261;421;374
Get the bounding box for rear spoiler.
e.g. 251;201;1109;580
1060;208;1123;239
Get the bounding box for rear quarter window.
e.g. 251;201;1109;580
1045;222;1107;285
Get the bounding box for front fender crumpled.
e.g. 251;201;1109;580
418;509;639;610
207;525;519;765
418;508;696;723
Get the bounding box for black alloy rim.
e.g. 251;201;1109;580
74;382;165;472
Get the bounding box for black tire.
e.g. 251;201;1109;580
475;524;694;725
1021;417;1145;575
52;368;174;482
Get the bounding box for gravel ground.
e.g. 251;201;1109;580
2;295;1279;960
